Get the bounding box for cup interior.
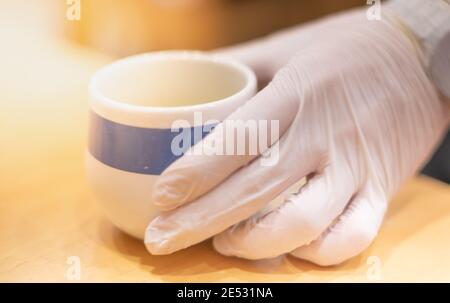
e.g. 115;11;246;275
93;54;249;107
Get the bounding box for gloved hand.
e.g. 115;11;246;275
145;9;450;265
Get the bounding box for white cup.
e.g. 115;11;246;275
86;51;257;239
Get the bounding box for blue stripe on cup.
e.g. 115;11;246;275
88;112;215;175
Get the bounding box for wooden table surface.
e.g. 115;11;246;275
1;8;450;282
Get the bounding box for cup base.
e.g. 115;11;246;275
85;151;159;240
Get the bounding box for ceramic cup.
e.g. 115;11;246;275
86;51;257;239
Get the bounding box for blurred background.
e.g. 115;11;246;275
0;0;448;183
64;0;363;55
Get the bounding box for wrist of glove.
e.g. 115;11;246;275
385;0;450;100
145;9;450;266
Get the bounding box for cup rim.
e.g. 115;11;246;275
89;50;257;115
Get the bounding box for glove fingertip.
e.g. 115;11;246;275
151;180;185;210
144;224;176;255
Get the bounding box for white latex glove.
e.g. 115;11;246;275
145;9;450;265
